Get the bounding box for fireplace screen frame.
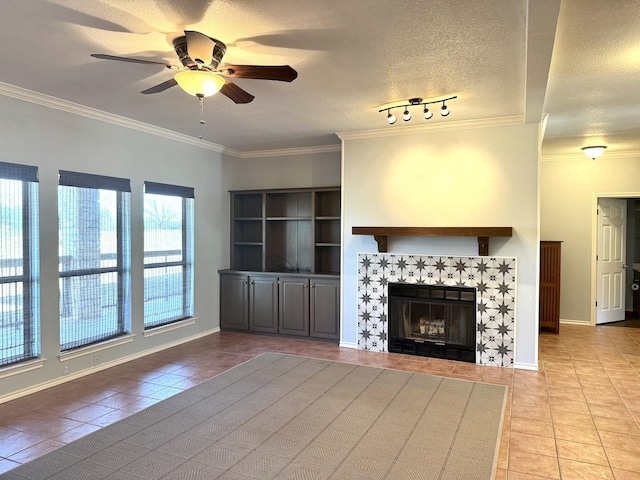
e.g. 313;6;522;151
388;283;477;363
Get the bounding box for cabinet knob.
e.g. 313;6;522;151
251;281;255;285
303;284;308;288
310;284;315;288
243;281;248;285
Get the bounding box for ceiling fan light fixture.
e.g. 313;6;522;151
581;145;607;161
174;70;225;97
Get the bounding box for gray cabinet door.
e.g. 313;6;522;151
278;277;310;336
249;275;278;333
310;277;340;340
220;273;249;331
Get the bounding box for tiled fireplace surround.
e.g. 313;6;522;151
357;253;517;367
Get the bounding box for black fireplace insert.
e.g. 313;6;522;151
388;283;476;363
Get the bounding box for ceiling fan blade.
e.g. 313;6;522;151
219;65;298;82
141;78;178;94
185;30;214;65
91;53;171;67
220;79;255;104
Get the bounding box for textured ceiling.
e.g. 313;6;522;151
1;0;637;156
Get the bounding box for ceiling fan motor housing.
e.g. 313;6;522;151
173;35;226;69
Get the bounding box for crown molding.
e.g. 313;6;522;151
542;150;640;162
235;144;341;159
0;81;244;156
336;115;524;141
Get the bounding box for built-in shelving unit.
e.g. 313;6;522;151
224;187;341;341
231;187;341;274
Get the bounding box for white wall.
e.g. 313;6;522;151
0;94;231;399
540;154;640;323
341;123;541;368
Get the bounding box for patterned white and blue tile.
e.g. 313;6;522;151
357;254;517;367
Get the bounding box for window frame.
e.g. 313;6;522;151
143;181;194;329
58;170;131;351
0;161;39;367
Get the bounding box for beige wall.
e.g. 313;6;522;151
341;122;542;368
540;154;640;323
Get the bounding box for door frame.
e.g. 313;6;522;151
591;193;639;326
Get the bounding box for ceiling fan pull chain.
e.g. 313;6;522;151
198;94;206;139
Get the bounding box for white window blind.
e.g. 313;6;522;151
143;181;194;329
58;171;131;351
0;162;39;367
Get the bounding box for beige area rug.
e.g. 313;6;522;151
1;352;507;480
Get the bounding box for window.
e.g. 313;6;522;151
143;182;194;329
0;162;39;367
58;171;131;351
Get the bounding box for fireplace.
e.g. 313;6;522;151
388;283;476;363
357;253;517;367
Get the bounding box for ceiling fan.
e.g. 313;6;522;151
91;30;298;104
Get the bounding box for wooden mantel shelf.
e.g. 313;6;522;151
351;226;513;256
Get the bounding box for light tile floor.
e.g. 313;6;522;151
0;324;639;479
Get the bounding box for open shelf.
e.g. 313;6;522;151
230;187;341;275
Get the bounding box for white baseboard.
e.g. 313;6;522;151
560;318;591;326
513;362;539;371
339;341;358;349
0;327;220;404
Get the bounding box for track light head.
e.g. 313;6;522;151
441;102;450;116
387;110;397;125
423;106;433;120
403;108;411;121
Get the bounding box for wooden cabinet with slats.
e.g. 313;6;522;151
539;241;562;334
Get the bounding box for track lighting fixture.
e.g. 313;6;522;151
581;145;607;161
378;96;457;125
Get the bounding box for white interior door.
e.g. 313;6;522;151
597;198;627;324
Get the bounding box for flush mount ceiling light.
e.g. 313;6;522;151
380;96;457;125
581;145;607;161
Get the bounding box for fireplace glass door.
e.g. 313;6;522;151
388;284;476;362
